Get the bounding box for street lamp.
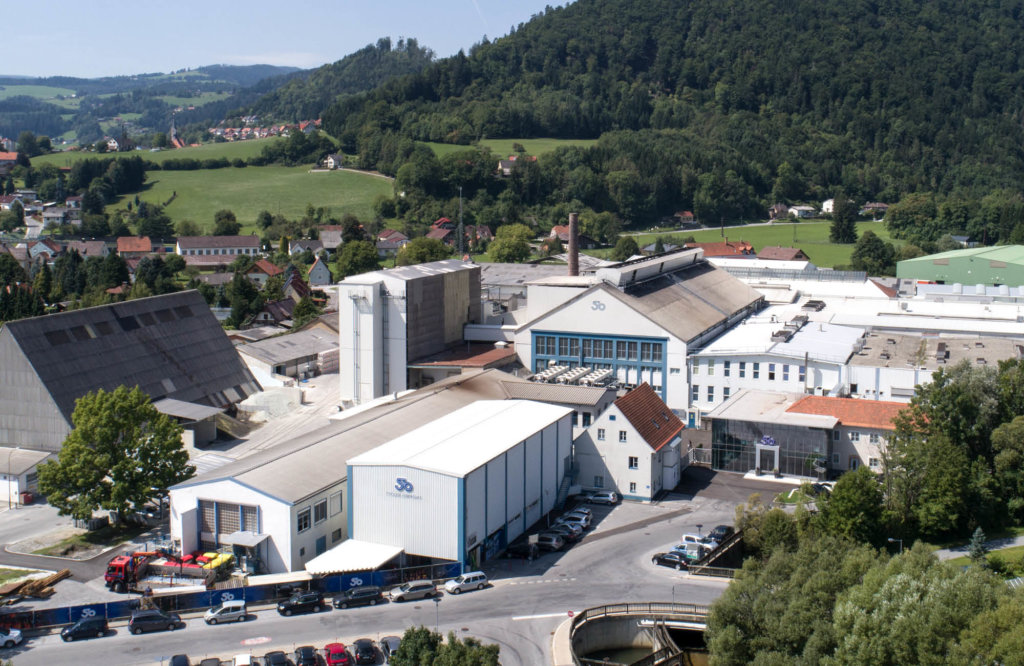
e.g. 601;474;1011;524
887;537;903;554
432;597;441;635
696;524;703;538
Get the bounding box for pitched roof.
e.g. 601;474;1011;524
426;227;452;241
117;236;152;253
0;291;260;426
0;152;18;161
684;240;755;257
758;246;807;261
786;395;906;430
236;328;337;365
613;383;684;451
176;235;260;249
65;240;106;257
248;259;284;277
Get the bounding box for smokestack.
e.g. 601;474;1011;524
568;212;579;277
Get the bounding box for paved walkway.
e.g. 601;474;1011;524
934;535;1024;561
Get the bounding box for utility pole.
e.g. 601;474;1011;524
457;186;465;257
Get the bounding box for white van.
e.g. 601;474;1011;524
204;599;247;625
444;571;488;594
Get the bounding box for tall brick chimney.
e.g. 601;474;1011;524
568;212;579;277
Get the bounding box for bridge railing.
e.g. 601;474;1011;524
570;603;711;666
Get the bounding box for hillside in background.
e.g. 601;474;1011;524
242;38;436;122
323;0;1024;201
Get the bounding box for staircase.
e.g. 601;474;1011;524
553;475;573;511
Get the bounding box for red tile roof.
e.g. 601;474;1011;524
0;152;18;161
786;396;906;430
249;259;284;277
758;246;808;261
426;227;452;241
684;240;755;257
117;236;152;253
614;383;685;452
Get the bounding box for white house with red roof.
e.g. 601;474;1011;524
245;258;284;288
574;383;686;502
786;395;906;473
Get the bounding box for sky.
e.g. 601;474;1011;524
4;1;570;79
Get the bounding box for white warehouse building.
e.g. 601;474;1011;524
347;400;574;570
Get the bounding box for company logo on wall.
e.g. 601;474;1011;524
387;476;422;500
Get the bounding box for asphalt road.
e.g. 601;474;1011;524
5;468;769;665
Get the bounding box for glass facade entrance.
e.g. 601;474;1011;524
711;419;831;477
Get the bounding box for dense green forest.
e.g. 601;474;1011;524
316;0;1024;233
242;38;435;122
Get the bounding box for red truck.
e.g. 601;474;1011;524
104;551;216;593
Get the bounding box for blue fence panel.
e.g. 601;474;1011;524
242;585;272;604
67;604;107;623
29;607;69;628
105;599;139;620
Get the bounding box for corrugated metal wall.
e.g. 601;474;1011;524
0;329;70;451
352;465;459;561
504;444;525;541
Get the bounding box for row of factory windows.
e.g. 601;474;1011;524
296;491;344;533
693;360;807;382
534;335;664;362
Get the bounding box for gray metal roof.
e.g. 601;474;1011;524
480;263;572;286
235;329;339;366
1;290;260;422
500;381;613;406
706;389;838;429
176;370;544;504
152;398;224;421
0;447;52;475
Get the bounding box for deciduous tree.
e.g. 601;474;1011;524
336;240;380;277
37;386;194;522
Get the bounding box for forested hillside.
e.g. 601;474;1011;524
323;0;1024;214
242;38;435;122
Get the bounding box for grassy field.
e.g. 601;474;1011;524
425;137;598;158
114;165;392;229
945;544;1024;574
0;567;36;584
612;220;895;268
34;138;286;168
158;92;232;107
0;84;77;102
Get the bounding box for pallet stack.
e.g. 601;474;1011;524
0;569;71;600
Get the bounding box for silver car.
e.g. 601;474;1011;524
388;580;437;602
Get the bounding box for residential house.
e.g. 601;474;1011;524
0;243;30;274
64;195;83;209
789;205;817;219
283;271;311;302
117;236;152;259
466;225;493;244
0;152;18;177
683;240;755;258
758;246;810;261
376;229;409;258
41;207;70;227
106;138;120;152
248;297;295;328
318;226;344;251
176;235;261;258
822;199;835;214
307;256;333;286
549;225;599;249
324;154;343;170
768;203;789;220
426;227;454;245
0;195;20;210
574;383;686;502
289;239;324;256
65;240;108;258
496;155;536;177
245;259;284;288
28;239;62;263
859;202;889;220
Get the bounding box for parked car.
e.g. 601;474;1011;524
0;627;21;649
536;533;565;551
677;533;719;550
199;659;221;666
505;541;539;560
169;656;190;666
352;638;377;665
671;543;709;562
324;642;351;666
707;525;735;543
294;645;318;666
380;635;402;660
569;505;593;517
262;651;289;666
557;511;592;530
61;615;108;641
334;585;384;609
544;523;582;542
128;608;181;634
232;655;255;666
277;590;325;616
205;599;247;624
586;490;620;505
445;571;488;594
388;580;437;602
652;551;689;570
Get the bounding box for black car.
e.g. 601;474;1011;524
352;638;376;665
294;645;318;666
277;590;325;616
169;657;190;666
128;608;181;634
333;585;384;609
61;615;108;641
707;524;736;543
263;651;289;666
652;551;689;570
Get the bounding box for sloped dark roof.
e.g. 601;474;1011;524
614;383;684;452
2;290;260;421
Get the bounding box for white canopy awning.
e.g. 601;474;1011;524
222;531;270;548
304;540;403;575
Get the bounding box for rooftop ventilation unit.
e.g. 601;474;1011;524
771;329;795;343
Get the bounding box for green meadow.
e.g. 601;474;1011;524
33;138;286;167
619;221;895;268
112;165;392;231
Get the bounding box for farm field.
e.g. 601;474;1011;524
158;91;232;107
618;221;895;268
0;84;77;102
425;137;598;158
33;138;286;167
110;165;392;231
